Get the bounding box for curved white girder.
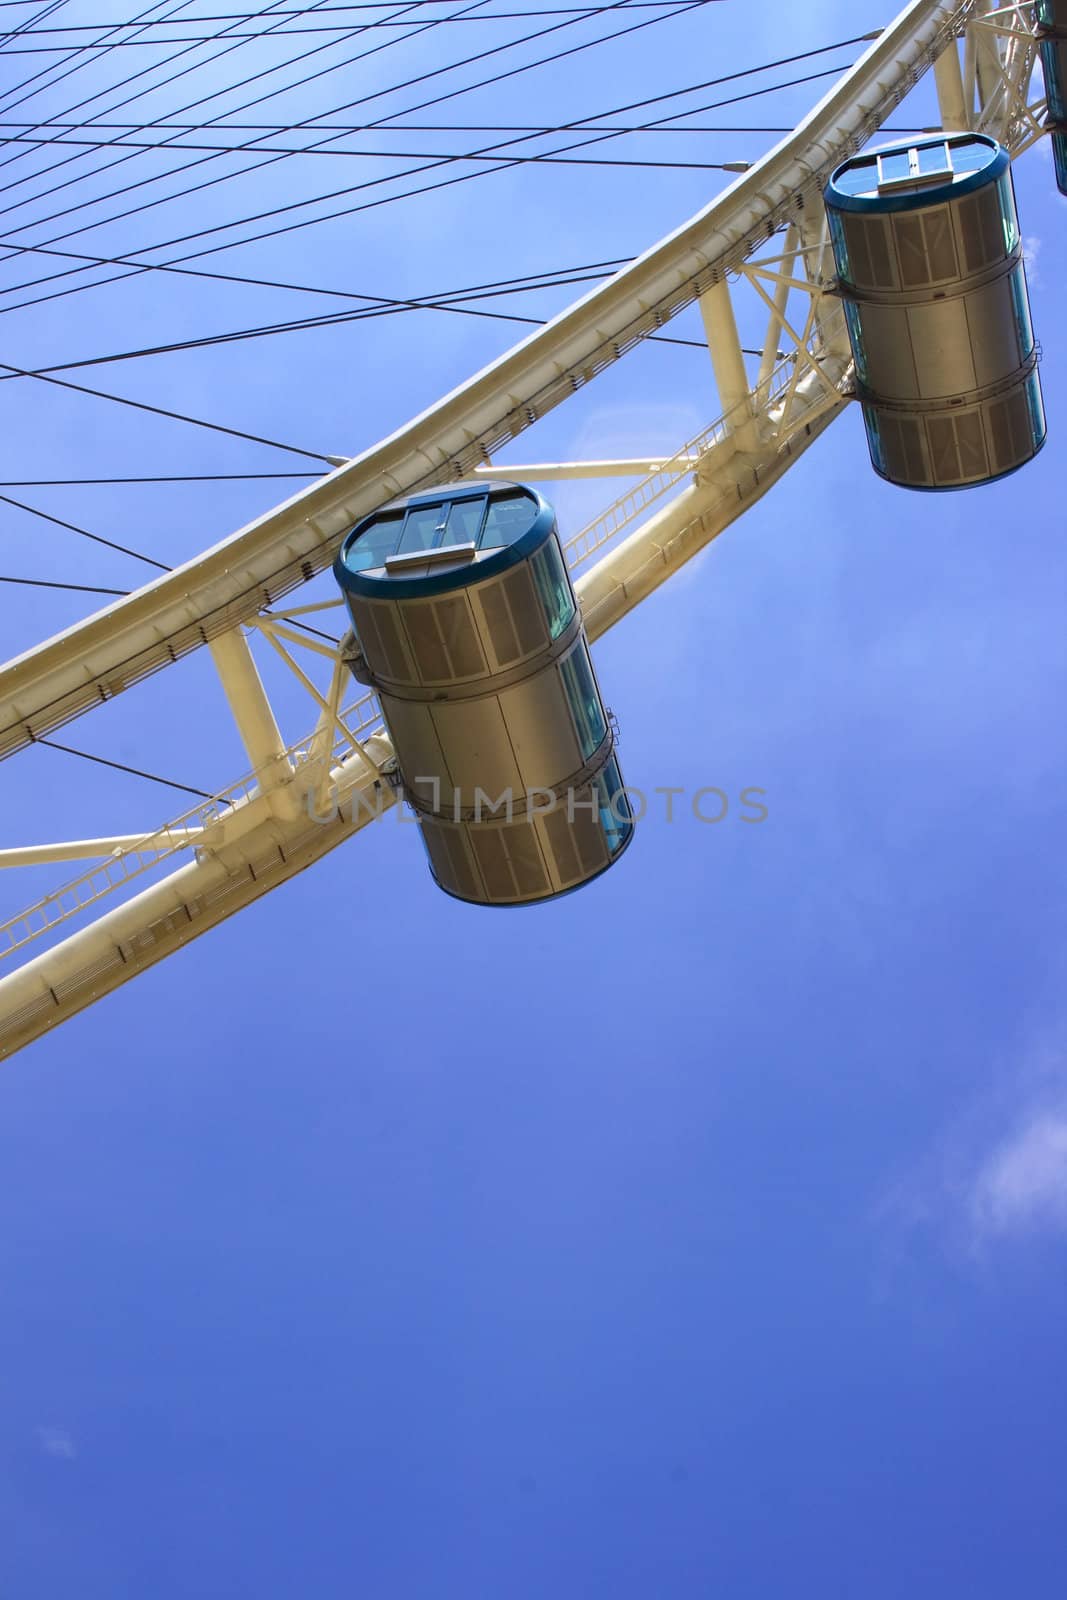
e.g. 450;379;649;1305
4;0;1051;1059
0;382;847;1059
0;0;969;760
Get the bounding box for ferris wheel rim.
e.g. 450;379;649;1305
0;0;971;760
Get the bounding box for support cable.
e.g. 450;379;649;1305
0;0;348;170
0;573;129;594
0;359;341;461
0;0;220;149
0;46;864;313
30;735;215;797
0;260;760;379
0;0;498;218
0;0;674;249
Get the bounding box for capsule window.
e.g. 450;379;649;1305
844;302;869;384
596;756;632;858
479;493;535;549
531;538;576;639
827;208;851;280
996;173;1020;254
444;495;488;545
1009;262;1035;358
398;504;447;555
877;150;912;186
560;643;607;762
862;408;886;474
347;514;403;573
877;143;952;191
946;137;996;177
1054;133;1067;196
917;142;951;176
1040;26;1067;121
1024;368;1046;447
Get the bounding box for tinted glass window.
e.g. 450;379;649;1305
844;301;868;384
445;496;487;545
561;643;607;761
827;208;851;277
996;173;1020;253
863;407;886;474
348;514;403;572
877;150;912;184
947;137;994;176
531;538;575;639
1025;369;1046;445
1042;39;1067;121
596;756;632;857
398;504;447;555
917;141;950;175
1009;263;1035;357
1055;132;1067;196
479;493;535;549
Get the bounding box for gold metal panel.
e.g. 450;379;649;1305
496;671;584;792
429;697;523;805
908;299;975;398
379;695;451;805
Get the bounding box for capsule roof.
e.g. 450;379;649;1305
825;132;1008;214
334;481;556;600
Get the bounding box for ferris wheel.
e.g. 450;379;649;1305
0;0;1059;1059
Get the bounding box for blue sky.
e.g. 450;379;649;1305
1;1;1066;1594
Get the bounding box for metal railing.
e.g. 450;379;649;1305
1;687;384;963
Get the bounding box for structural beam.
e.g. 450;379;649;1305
578;370;848;643
0;835;202;869
208;629;290;789
0;735;395;1059
935;37;970;128
699;280;758;451
474;460;695;481
0;0;969;762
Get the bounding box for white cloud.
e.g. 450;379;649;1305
876;1013;1067;1268
36;1426;76;1460
970;1111;1067;1235
1023;234;1042;286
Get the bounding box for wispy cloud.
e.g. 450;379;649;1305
970;1111;1067;1235
36;1426;76;1460
878;1012;1067;1264
1023;234;1043;286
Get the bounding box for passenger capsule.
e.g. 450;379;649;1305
1037;0;1067;194
824;134;1046;489
333;482;633;906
